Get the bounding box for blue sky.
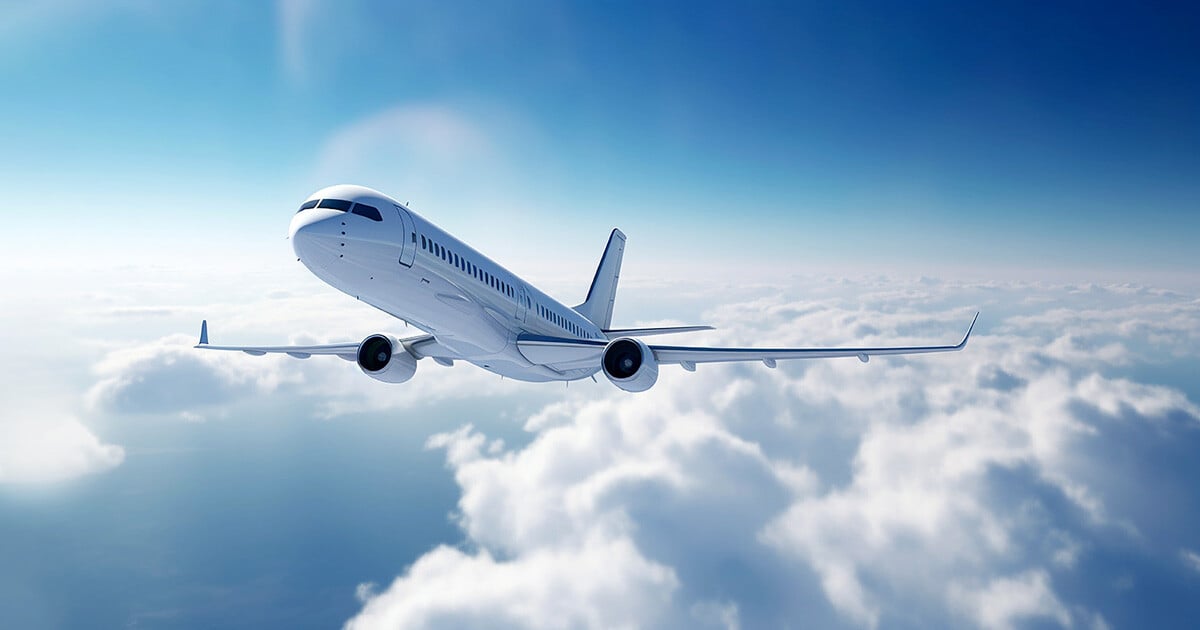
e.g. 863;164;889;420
3;2;1200;629
2;1;1197;274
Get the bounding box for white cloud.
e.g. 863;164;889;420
342;277;1200;628
949;570;1072;630
348;538;679;630
1181;549;1200;574
1076;373;1200;421
0;417;124;484
1049;531;1083;569
86;333;299;415
83;323;547;421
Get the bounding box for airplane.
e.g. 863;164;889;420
196;184;976;392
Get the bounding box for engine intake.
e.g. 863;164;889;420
357;334;418;383
601;337;658;392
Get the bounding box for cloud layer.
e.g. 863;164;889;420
333;277;1199;629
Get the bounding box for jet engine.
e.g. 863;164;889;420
357;334;418;383
601;337;659;392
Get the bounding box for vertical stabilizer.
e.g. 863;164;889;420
574;229;626;329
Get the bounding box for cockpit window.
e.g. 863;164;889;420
298;199;319;212
351;203;383;222
318;198;353;211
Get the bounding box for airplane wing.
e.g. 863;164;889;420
192;320;458;361
601;325;714;338
519;313;978;371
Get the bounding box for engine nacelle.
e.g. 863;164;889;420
357;334;418;383
601;337;659;393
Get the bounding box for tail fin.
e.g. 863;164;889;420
574;228;626;329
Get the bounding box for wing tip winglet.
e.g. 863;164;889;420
199;320;209;345
957;312;979;349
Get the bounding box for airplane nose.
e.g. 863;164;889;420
289;208;342;240
289;208;344;260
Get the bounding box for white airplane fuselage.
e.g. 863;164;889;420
289;184;599;383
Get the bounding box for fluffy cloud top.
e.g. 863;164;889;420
0;418;124;484
57;274;1200;625
337;277;1198;629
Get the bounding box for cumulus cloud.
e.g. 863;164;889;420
949;570;1071;630
348;538;678;630
0;417;124;484
84;321;544;421
342;276;1200;629
86;333;300;416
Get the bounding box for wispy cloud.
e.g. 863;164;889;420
1182;549;1200;574
277;0;319;83
313;103;502;200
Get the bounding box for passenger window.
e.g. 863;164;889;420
421;235;426;249
318;198;352;211
298;199;319;212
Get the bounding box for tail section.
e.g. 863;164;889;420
574;228;626;329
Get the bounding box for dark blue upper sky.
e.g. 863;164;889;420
3;1;1197;273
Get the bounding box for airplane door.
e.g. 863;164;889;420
517;286;528;323
394;205;416;267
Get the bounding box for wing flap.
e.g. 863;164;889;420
517;334;607;371
602;325;714;338
516;314;977;370
652;313;977;365
195;342;361;357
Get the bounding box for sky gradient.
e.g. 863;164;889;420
2;1;1197;276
